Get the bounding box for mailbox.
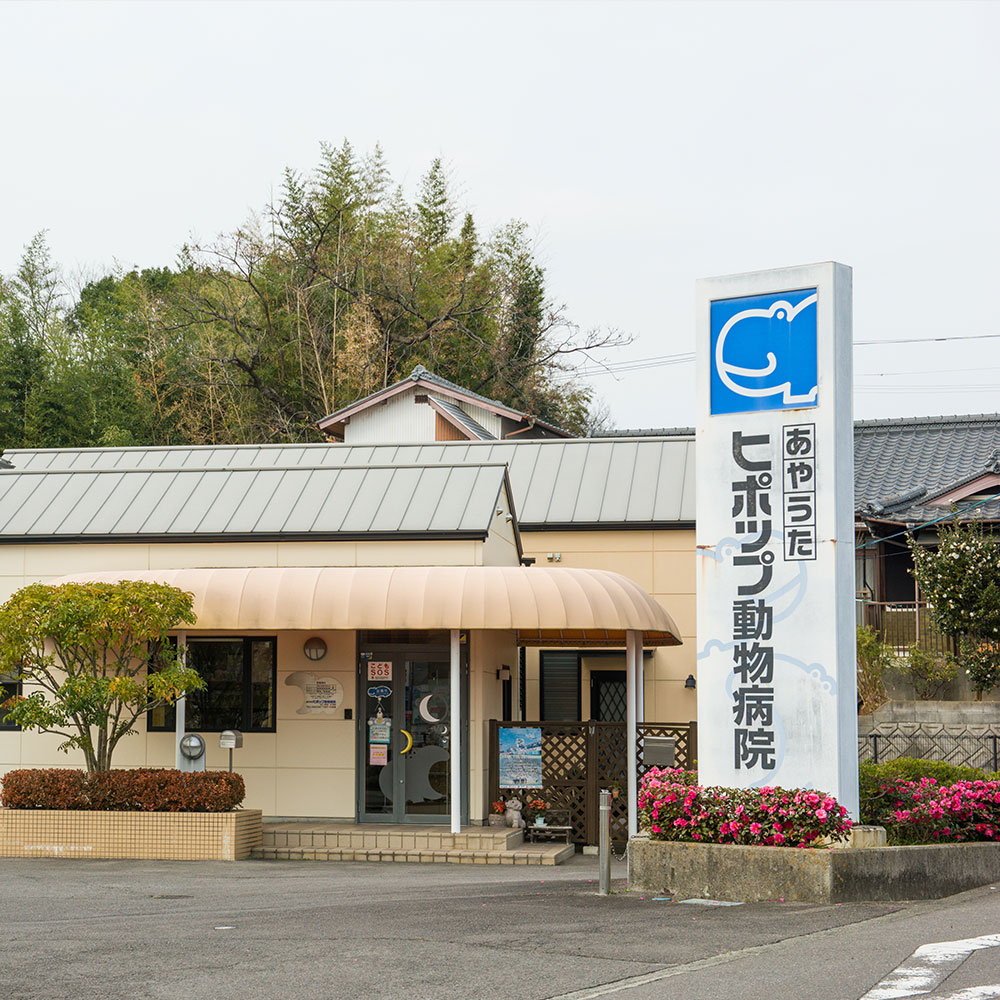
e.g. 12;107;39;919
219;730;243;750
643;735;675;768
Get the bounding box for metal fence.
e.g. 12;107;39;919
858;600;955;656
859;731;1000;772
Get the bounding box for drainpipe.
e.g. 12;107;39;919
626;630;639;839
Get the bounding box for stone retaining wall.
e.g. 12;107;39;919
628;834;1000;903
0;809;262;860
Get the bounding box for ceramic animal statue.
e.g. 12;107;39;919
504;796;524;828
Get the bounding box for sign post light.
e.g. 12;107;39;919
695;263;858;818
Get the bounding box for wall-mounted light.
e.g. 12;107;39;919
303;636;328;661
684;674;696;689
497;665;512;681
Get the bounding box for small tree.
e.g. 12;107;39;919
910;521;1000;699
856;625;891;715
0;581;203;771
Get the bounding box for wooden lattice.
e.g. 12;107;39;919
489;720;697;845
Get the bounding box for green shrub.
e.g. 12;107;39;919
859;757;993;826
857;626;891;714
1;768;246;812
891;646;959;699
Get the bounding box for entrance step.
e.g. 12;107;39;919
252;822;575;866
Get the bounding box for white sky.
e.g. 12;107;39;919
2;0;998;430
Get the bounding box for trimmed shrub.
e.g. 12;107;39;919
0;769;89;810
638;767;852;848
1;768;246;812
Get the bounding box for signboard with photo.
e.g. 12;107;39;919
498;726;543;788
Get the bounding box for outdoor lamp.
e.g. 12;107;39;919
179;732;206;760
303;636;327;661
684;674;696;689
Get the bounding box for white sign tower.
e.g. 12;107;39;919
695;262;858;818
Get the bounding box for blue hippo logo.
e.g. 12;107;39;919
710;288;818;415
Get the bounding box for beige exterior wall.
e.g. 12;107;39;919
468;630;517;820
0;527;522;821
0;537;515;604
520;528;697;724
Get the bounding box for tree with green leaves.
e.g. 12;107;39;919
0;581;203;771
910;520;1000;698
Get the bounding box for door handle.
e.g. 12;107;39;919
400;729;413;754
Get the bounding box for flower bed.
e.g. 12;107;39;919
0;768;258;860
638;767;852;847
864;776;1000;844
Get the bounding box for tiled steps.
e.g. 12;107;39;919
252;822;575;866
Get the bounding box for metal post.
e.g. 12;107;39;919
174;631;186;770
992;735;998;774
599;788;612;896
626;630;639;839
450;628;461;834
228;748;234;773
872;734;879;765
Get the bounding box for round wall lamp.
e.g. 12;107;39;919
179;732;206;760
684;674;696;690
303;636;328;661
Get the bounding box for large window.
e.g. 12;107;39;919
1;673;19;730
149;637;276;733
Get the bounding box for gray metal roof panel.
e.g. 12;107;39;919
2;438;697;525
0;464;511;540
429;396;496;440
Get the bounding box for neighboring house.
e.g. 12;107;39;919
317;365;572;443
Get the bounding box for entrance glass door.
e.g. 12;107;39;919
359;635;467;823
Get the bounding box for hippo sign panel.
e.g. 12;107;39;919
695;263;859;819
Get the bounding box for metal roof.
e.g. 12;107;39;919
428;396;496;440
3;437;696;528
0;463;515;542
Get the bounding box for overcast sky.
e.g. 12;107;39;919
2;0;998;430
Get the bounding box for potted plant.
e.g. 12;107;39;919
527;797;548;826
488;797;507;827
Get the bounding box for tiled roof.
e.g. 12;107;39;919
854;413;1000;524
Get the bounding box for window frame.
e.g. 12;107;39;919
0;675;20;731
147;635;278;734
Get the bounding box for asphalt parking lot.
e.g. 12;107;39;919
2;854;997;1000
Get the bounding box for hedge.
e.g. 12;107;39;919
0;768;246;812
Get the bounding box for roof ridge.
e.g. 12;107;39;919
854;413;1000;429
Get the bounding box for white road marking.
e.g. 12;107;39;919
860;934;1000;1000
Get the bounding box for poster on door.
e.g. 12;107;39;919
498;727;543;788
369;744;388;765
367;661;392;681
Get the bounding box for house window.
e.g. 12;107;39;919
1;674;20;730
539;651;581;721
149;637;276;733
